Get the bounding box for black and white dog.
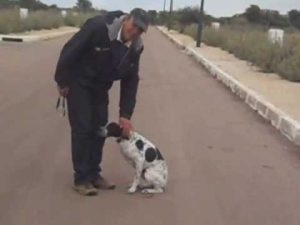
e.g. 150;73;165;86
99;122;168;194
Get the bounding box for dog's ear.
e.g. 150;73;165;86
106;122;123;137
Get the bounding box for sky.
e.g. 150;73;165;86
43;0;300;17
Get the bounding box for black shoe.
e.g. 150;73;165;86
73;182;99;196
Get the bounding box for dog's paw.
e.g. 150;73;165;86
127;186;137;194
141;189;150;194
141;189;155;198
141;188;164;194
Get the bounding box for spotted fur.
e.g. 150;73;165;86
99;122;168;194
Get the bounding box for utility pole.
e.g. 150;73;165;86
168;0;173;30
196;0;205;47
163;0;167;12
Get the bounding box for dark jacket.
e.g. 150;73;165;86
54;12;144;119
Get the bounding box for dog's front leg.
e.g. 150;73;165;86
128;160;143;194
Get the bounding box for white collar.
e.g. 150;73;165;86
117;26;132;48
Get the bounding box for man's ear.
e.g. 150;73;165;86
106;122;123;137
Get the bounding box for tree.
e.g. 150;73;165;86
148;10;158;24
245;5;261;23
260;10;289;28
0;0;17;8
18;0;48;9
76;0;93;12
156;11;168;25
177;7;199;33
289;10;300;29
48;4;58;9
0;0;48;9
244;5;288;28
175;6;216;33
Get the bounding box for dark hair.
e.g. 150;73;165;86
106;122;123;137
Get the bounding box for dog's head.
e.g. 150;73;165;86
98;122;132;143
98;122;123;138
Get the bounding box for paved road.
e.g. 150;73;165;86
1;27;300;225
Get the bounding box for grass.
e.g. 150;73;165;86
183;23;300;82
64;12;98;27
0;9;97;34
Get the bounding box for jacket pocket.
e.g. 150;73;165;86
93;47;111;67
92;46;112;70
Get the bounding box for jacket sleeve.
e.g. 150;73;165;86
54;18;97;87
119;47;144;119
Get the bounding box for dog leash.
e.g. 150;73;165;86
56;96;67;117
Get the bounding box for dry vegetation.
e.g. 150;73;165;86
184;24;300;82
0;9;96;34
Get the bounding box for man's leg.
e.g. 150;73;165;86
89;82;115;189
67;79;96;187
89;93;108;179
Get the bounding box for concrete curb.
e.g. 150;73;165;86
157;26;300;146
0;29;78;42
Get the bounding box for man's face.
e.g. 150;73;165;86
121;17;144;42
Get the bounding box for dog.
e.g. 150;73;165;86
99;122;168;194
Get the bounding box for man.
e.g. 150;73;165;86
54;9;150;196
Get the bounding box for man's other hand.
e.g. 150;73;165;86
119;117;133;138
58;86;70;97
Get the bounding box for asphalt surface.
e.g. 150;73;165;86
1;27;300;225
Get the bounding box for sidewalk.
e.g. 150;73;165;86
157;26;300;146
0;26;78;42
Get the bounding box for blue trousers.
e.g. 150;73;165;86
67;78;113;185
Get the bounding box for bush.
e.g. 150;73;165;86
64;12;96;27
277;36;300;81
0;9;97;34
0;9;21;34
181;25;300;82
177;7;199;33
184;23;197;38
22;10;64;30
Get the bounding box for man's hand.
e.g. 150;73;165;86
57;86;70;97
119;117;133;138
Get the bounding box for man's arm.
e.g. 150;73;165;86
119;48;143;120
54;18;97;88
119;72;140;120
118;47;143;136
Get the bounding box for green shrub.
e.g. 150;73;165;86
277;39;300;81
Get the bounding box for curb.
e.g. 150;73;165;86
157;26;300;146
0;29;78;43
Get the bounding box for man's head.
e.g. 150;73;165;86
121;8;150;42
